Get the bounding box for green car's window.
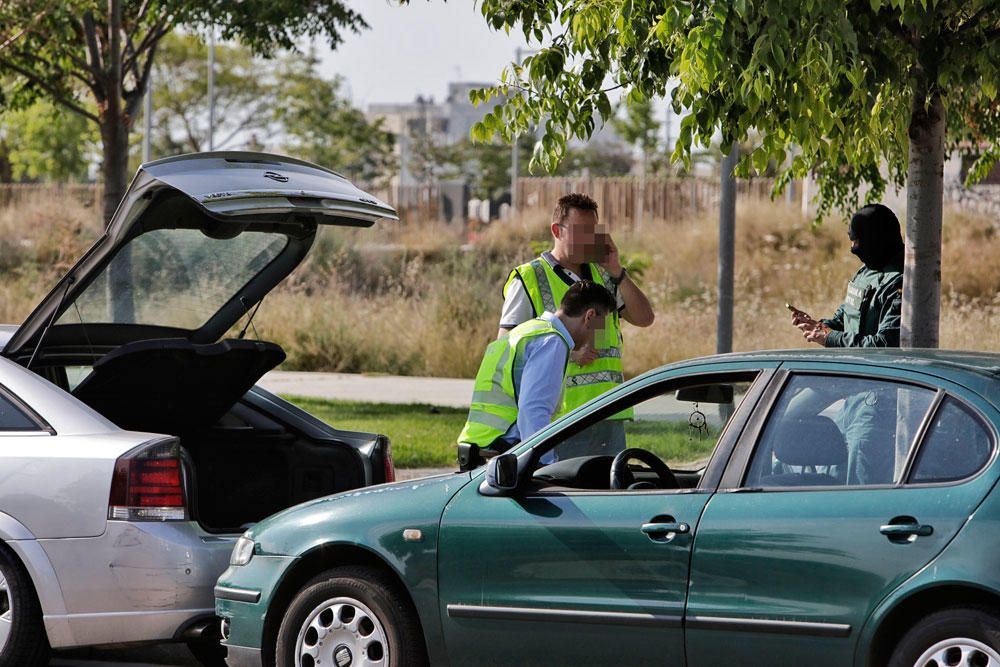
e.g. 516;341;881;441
908;397;994;484
744;374;935;489
533;380;753;491
0;388;39;431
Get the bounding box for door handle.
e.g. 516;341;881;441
641;522;690;542
880;516;933;544
879;523;933;537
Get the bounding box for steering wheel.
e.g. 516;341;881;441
610;448;678;490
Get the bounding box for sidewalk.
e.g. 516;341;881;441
259;370;474;408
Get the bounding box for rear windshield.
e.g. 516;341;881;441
57;228;288;330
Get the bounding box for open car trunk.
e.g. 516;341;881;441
3;153;397;532
72;336;371;533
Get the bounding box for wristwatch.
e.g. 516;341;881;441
609;267;627;287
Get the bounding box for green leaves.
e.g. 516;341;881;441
468;0;993;220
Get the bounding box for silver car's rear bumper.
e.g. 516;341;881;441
34;520;237;647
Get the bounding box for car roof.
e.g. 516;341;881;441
665;348;1000;400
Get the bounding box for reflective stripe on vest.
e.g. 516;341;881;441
505;258;630;419
457;318;571;448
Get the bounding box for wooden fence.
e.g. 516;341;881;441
516;176;779;229
0;177;783;229
376;184;443;224
0;183;102;210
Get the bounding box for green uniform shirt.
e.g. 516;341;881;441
822;261;903;348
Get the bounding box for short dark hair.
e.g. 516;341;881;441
560;280;616;317
553;192;599;226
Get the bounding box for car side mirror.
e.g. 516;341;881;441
486;453;519;491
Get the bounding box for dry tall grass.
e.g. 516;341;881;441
0;194;102;324
1;189;999;377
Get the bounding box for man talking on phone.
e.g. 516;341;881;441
789;203;903;348
498;193;655;456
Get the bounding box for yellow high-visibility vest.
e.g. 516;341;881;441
504;258;629;419
458;317;571;448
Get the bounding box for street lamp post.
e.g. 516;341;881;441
717;146;738;355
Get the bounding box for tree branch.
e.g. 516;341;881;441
956;3;998;34
0;3;55;51
122;39;157;117
79;12;106;98
13;47;100;98
127;16;170;67
135;0;154;25
0;24;34;52
122;31;142;86
123;33;162;119
0;56;99;121
217;111;269;147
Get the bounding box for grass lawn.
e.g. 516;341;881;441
282;396;466;468
283;395;720;470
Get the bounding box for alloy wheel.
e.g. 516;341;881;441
0;572;11;652
294;595;388;667
914;637;1000;667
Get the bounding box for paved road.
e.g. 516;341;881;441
50;644;198;666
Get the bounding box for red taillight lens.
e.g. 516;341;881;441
383;438;395;483
109;438;187;521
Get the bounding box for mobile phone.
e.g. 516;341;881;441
785;303;800;313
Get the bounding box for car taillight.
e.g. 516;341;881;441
109;438;187;521
383;438;395;483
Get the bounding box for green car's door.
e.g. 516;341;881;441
685;368;999;667
440;486;706;665
438;371;767;666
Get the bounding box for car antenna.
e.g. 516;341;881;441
27;276;75;371
237;295;263;340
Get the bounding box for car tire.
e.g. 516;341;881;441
889;605;1000;667
0;546;49;666
275;566;426;667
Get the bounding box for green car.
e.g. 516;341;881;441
215;349;1000;667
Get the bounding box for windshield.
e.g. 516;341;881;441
57;227;288;330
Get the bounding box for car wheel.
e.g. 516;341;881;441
0;547;49;666
275;566;426;667
889;606;1000;667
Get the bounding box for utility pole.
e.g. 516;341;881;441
717;146;738;355
207;28;215;152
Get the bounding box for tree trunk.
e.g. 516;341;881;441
102;0;135;323
100;118;130;225
902;91;944;348
100;0;127;227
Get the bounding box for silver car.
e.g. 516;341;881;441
0;152;398;665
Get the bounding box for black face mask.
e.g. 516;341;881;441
848;204;904;270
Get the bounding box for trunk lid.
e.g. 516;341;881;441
4;152;397;360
